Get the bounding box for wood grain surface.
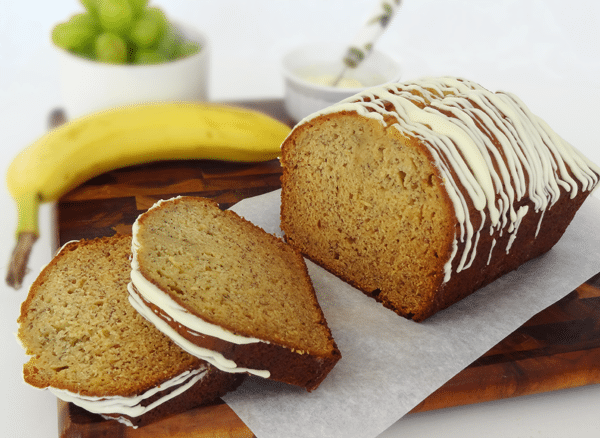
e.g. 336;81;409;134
54;100;600;437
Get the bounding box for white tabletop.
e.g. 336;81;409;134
1;1;599;437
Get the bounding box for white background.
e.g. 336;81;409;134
1;1;599;437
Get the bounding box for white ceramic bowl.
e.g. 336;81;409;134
55;22;209;119
282;43;401;122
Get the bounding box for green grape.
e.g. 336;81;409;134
96;0;134;34
52;14;98;51
129;12;163;48
79;0;98;16
134;49;168;65
52;23;76;50
69;12;100;31
156;23;181;60
125;38;137;63
129;0;149;17
175;40;200;59
144;7;168;35
71;42;96;60
94;32;127;63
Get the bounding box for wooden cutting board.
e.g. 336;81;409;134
54;100;600;438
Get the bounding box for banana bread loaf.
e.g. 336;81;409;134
280;76;600;322
130;196;341;391
17;234;243;428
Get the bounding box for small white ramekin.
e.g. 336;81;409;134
282;43;401;122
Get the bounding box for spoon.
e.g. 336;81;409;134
332;0;401;87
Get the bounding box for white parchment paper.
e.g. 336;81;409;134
223;189;600;438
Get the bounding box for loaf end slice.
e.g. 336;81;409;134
17;234;243;427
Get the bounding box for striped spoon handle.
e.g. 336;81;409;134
333;0;401;85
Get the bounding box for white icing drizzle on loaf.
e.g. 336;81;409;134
300;77;600;282
47;367;208;428
127;281;270;379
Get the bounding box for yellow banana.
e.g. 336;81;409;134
6;101;291;289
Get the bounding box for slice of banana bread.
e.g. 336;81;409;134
130;196;341;391
17;234;243;428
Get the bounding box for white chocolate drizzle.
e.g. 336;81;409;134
300;77;600;281
47;367;208;428
127;282;270;378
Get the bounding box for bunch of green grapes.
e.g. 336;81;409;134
52;0;201;65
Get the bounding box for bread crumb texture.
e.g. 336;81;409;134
281;113;454;317
17;235;201;397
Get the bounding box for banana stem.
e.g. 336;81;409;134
6;193;40;289
6;232;38;289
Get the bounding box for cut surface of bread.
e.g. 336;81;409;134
17;234;242;428
280;77;600;321
131;196;340;391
